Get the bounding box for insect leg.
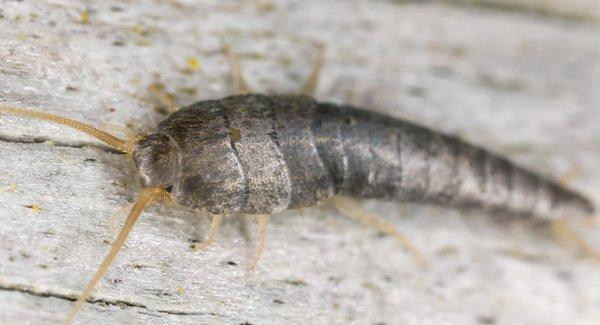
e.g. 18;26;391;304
102;123;137;139
550;219;600;260
223;45;252;95
147;78;179;113
107;203;134;243
193;214;223;250
329;196;428;269
299;42;325;96
247;214;270;269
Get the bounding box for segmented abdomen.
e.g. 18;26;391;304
160;94;594;218
311;101;594;219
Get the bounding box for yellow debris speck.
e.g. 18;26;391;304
258;1;276;12
186;57;200;72
176;286;185;295
80;9;90;24
133;23;150;36
135;39;151;47
27;205;42;214
16;33;27;41
0;184;17;193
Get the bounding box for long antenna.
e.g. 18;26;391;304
64;187;170;324
0;105;127;153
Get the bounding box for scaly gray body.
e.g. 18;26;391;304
132;94;594;219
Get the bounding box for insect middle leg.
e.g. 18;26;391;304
191;213;270;268
192;214;224;251
329;196;428;268
247;214;270;269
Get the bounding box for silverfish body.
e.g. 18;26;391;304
1;92;596;323
132;94;594;219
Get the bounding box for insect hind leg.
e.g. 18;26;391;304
550;218;600;260
329;196;428;268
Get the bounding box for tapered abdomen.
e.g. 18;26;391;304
159;94;594;219
311;102;594;220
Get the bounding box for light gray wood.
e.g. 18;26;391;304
1;1;599;324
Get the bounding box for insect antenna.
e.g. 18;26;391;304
0;105;128;153
64;187;170;324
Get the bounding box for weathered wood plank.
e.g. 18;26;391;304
1;1;599;324
412;0;600;21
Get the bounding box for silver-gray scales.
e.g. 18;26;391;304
133;93;594;219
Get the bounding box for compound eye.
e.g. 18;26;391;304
164;184;173;193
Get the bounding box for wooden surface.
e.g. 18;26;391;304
1;1;599;324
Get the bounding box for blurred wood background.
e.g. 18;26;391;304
0;1;599;324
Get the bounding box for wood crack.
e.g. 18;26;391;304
0;281;218;317
0;135;124;154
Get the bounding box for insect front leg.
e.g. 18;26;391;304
329;196;428;269
102;123;137;139
106;203;134;243
247;214;270;269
